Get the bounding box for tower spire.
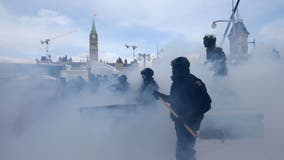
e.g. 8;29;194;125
91;16;97;34
89;15;98;63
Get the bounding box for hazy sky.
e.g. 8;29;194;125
0;0;283;62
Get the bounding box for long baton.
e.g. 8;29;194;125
158;97;197;138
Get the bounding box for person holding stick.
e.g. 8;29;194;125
153;57;211;160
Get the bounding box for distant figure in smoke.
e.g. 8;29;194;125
153;57;211;160
67;76;86;95
110;75;129;94
203;34;228;76
272;48;281;59
88;73;100;93
138;68;159;105
58;77;67;98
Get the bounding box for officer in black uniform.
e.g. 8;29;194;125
154;57;211;160
203;34;228;76
111;75;129;94
138;68;159;105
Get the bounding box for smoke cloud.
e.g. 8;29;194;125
0;42;283;160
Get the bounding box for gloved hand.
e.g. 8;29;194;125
153;90;161;100
170;113;185;123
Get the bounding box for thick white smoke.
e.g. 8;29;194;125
0;43;283;160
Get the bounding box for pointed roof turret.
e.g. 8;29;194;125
228;19;249;38
91;17;97;34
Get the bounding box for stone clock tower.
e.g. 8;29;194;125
89;18;98;63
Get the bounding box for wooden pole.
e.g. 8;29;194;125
158;97;197;138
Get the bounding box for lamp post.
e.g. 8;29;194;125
125;44;138;61
138;53;151;68
156;43;164;58
211;20;230;29
211;0;241;47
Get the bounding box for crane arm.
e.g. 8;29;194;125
220;0;240;47
40;30;76;57
49;30;76;40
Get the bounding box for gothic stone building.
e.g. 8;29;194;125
228;19;250;61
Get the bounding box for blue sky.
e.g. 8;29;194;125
0;0;283;63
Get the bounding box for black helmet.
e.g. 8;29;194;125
203;34;216;47
171;57;190;70
118;75;127;82
141;68;154;78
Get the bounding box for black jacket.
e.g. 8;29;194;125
206;47;228;76
138;77;159;104
160;74;211;124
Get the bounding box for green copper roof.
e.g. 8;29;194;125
91;17;97;34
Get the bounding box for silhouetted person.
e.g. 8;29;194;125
138;68;159;105
88;73;100;93
67;76;86;95
110;75;129;94
272;48;281;59
203;34;228;76
154;57;211;160
62;55;68;63
58;77;67;98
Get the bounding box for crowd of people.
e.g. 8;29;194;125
57;34;229;160
58;55;213;160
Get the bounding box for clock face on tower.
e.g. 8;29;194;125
91;34;97;39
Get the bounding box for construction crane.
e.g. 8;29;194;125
40;30;75;58
125;44;138;61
